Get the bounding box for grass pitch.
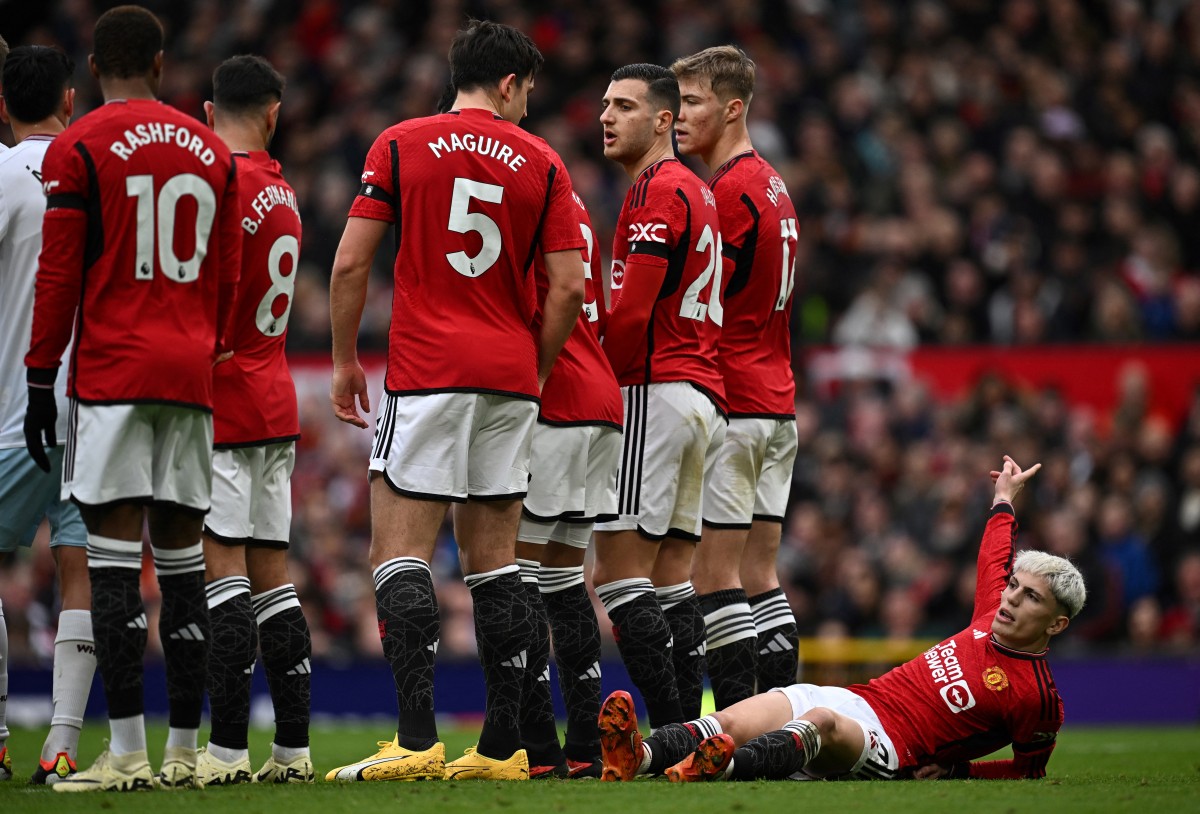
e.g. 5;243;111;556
1;723;1196;813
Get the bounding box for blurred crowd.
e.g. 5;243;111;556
3;0;1200;665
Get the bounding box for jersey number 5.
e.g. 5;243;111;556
126;174;216;283
679;224;724;326
446;177;504;277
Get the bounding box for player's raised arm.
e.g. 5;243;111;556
328;216;385;428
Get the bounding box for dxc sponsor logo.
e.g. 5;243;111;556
629;222;667;243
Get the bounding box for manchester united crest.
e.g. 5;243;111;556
983;666;1009;692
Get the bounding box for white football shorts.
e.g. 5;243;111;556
703;417;798;527
63;401;213;512
369;391;538;501
772;683;900;779
519;422;622;548
595;382;725;541
204;442;295;548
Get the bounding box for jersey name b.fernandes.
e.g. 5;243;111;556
708;151;797;417
533;191;622;428
848;505;1063;776
349;108;585;400
610;158;724;406
26;99;241;409
213;151;301;447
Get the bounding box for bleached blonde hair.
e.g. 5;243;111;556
1012;550;1087;619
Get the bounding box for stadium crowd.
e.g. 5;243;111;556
2;0;1199;669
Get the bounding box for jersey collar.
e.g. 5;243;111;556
990;634;1049;660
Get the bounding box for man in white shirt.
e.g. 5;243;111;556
0;43;96;786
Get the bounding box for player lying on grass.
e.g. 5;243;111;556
599;455;1086;781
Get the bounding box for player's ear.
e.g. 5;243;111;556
62;86;76;122
498;72;517;102
0;96;9;127
726;97;744;123
1046;614;1069;637
656;108;674;135
203;100;215;130
88;54;100;81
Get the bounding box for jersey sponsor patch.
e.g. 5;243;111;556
939;680;976;713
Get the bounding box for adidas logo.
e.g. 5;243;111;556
538;667;550;683
427;640;439;654
127;614;148;630
499;650;528;669
759;632;794;655
688;642;708;657
168;623;205;641
577;662;601;681
286;658;311;676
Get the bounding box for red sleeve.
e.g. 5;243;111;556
602;253;666;374
348;130;398;222
965;738;1057;779
214;160;243;354
972;503;1016;625
26;139;87;372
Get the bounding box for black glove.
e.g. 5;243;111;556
24;367;59;473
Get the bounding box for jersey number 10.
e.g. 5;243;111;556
126;173;216;283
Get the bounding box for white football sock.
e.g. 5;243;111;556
42;610;96;761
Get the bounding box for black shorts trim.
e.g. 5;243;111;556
468;490;528;502
752;513;785;524
384;386;539;403
214;434;301;450
374;470;466;504
522;508;615;524
536;417;624;432
665;527;702;543
727;412;796;421
203;527;289;550
702;520;753;530
71;495;209;517
73;397;213;414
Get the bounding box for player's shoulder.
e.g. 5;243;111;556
637;158;708;205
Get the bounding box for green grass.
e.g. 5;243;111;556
1;723;1197;813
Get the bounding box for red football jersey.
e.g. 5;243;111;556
27;99;241;409
708;151;797;417
533;190;622;427
212;152;301;446
348;108;585;400
609;158;724;405
849;505;1064;778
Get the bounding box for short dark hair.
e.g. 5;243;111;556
449;20;543;93
435;82;456;114
611;63;680;118
2;46;74;123
93;5;163;79
213;54;284;115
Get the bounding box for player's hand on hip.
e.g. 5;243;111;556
331;362;371;429
990;454;1041;505
23;383;58;472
